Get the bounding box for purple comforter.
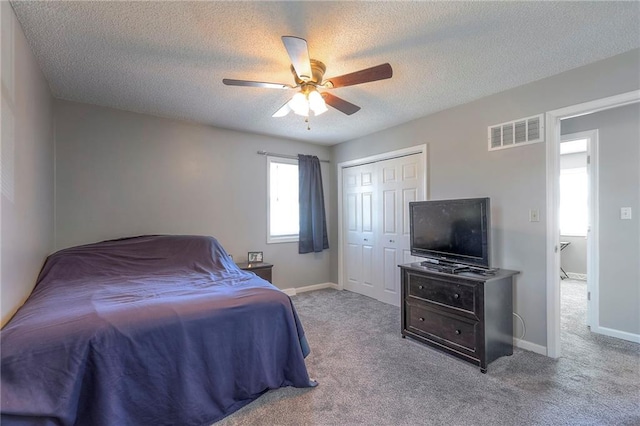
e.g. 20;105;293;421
1;235;315;425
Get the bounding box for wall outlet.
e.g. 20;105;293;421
529;209;540;222
621;207;632;220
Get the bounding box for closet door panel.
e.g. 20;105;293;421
383;190;397;234
342;153;425;306
343;164;376;299
377;154;424;306
383;247;398;293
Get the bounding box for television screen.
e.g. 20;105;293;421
410;198;490;269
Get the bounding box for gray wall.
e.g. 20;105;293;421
331;49;640;348
1;2;54;326
54;100;334;290
562;103;640;335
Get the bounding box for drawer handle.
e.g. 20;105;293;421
364;238;368;242
389;239;395;243
419;317;425;322
418;285;424;289
455;329;461;335
453;293;460;299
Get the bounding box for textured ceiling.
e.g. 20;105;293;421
10;1;640;145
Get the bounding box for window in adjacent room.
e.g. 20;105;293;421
267;156;299;243
559;138;588;237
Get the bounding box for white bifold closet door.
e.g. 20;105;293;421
343;154;424;306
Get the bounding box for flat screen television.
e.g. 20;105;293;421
409;197;491;270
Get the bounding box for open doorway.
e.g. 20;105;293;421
546;90;640;358
558;130;597;358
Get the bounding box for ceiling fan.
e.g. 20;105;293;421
223;36;393;118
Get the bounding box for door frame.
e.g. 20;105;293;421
337;144;428;291
545;90;640;358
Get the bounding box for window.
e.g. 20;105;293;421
560;167;588;236
267;157;299;243
560;138;587;155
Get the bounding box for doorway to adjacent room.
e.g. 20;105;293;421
546;90;640;358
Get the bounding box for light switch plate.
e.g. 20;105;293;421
529;209;540;222
621;207;632;220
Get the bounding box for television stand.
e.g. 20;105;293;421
399;263;519;373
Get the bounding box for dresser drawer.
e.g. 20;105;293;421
407;273;476;314
407;303;478;353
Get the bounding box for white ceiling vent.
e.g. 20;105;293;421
488;114;544;151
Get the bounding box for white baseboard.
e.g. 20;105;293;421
514;328;638;356
281;282;339;297
592;325;640;344
514;338;547;356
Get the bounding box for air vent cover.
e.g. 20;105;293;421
488;114;544;151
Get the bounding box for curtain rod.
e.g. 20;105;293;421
257;150;330;163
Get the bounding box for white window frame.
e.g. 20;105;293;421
266;156;299;244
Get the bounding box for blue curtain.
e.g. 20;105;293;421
298;154;329;253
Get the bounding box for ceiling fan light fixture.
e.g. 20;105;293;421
224;36;393;120
289;92;309;116
308;90;327;116
289;88;327;117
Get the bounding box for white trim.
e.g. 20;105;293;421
338;145;427;169
267;235;298;244
591;326;640;344
545;110;562;358
551;92;640;121
514;338;547;356
546;90;640;358
282;282;339;297
585;131;599;330
337;145;428;293
296;282;340;293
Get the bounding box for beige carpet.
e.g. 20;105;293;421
217;285;640;425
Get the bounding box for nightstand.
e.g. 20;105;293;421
236;262;273;283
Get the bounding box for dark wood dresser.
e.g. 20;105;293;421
399;263;518;373
237;262;273;283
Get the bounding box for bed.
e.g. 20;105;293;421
1;235;316;425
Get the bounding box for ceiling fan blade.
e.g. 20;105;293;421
272;101;292;118
324;63;393;88
223;79;291;90
322;92;361;115
282;36;312;81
